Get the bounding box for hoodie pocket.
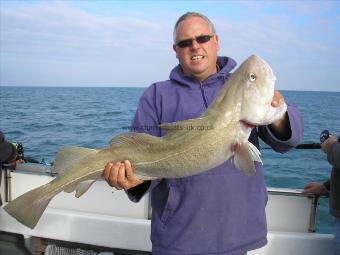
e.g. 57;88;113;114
160;185;180;224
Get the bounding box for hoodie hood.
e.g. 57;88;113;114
169;56;237;89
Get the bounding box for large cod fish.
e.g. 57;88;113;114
4;55;287;229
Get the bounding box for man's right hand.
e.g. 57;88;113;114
103;160;144;190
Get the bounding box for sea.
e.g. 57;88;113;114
0;86;339;234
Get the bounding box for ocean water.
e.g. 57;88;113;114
0;86;339;233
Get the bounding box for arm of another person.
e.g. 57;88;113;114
258;90;304;152
303;137;339;195
303;181;330;195
322;136;340;170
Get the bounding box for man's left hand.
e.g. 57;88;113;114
269;90;291;140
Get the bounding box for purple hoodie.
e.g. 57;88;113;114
127;56;304;255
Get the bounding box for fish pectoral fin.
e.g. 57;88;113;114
159;117;209;133
110;132;160;147
247;141;262;163
54;147;99;174
64;180;96;198
234;141;262;176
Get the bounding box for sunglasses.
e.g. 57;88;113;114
176;35;214;48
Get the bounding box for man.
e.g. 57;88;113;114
104;12;303;254
304;135;340;255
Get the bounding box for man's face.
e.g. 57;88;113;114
173;16;219;82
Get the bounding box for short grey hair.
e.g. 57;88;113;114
173;12;216;42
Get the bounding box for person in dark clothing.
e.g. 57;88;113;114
0;131;21;206
0;131;18;163
304;134;340;255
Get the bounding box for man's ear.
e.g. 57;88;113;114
173;44;179;59
214;34;220;51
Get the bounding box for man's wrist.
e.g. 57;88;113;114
269;112;291;141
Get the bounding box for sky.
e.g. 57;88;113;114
0;0;339;91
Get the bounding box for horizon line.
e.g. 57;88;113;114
1;85;339;93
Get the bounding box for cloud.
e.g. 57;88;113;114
0;1;339;91
212;1;340;91
1;2;173;60
0;1;177;86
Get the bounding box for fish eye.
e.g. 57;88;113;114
248;73;256;82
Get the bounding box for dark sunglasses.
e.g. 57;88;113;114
176;35;214;48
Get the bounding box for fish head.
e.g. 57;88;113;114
237;54;287;127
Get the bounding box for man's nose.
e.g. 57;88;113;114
190;39;201;50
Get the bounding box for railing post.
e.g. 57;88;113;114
5;169;12;202
308;194;320;233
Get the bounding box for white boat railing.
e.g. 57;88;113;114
0;163;324;232
267;187;322;233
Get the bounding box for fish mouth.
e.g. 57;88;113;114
240;120;256;129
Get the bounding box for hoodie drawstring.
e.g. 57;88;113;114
199;82;208;109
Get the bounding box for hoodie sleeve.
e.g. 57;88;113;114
130;84;162;137
258;103;304;153
126;84;162;202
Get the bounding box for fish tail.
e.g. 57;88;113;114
3;183;53;229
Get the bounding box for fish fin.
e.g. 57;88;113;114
64;180;96;198
54;147;99;174
159;117;211;133
110;132;160;147
247;141;263;163
4;184;53;229
234;141;262;176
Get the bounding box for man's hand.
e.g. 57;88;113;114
269;90;291;140
321;135;338;155
303;182;328;195
103;160;144;190
271;90;285;108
